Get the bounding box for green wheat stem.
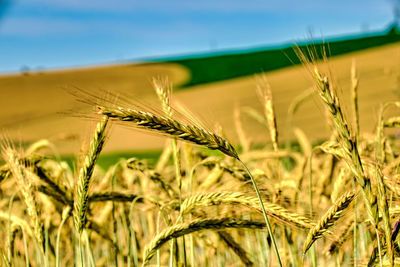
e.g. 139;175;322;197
237;158;282;267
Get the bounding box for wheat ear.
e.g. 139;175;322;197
179;192;313;230
73;115;109;233
3;148;44;252
257;78;279;152
377;103;395;263
313;69;378;225
98;106;238;158
142;217;265;265
303;191;355;254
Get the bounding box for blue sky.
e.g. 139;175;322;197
0;0;394;73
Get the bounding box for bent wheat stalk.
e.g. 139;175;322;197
303;191;355;254
99;105;283;266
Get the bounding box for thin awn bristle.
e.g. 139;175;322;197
98;106;238;158
73;115;109;233
303;191;355;254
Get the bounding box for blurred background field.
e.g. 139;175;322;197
2;1;400;267
1;34;400;156
0;0;399;157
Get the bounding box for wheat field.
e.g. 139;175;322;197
1;43;400;155
1;44;400;266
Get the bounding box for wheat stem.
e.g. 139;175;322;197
237;158;282;267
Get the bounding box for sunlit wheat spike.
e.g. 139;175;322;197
153;77;173;117
179;192;314;230
303;191;355;254
313;68;378;225
257;77;278;152
313;69;363;182
73;115;109;233
142;217;265;265
98;106;238;158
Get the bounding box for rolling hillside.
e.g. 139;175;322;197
169;25;400;87
1;37;400;156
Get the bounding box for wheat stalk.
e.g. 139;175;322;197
98;104;282;265
73;115;109;233
376;103;395;263
303;191;355;254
